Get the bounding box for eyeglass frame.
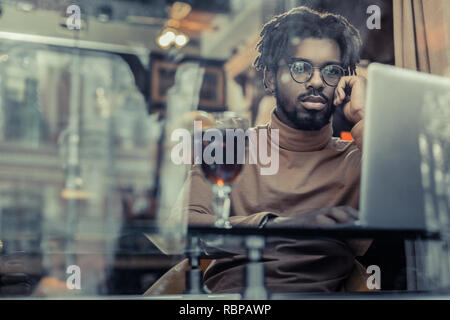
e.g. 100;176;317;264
284;57;349;87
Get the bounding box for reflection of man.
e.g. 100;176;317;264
151;6;371;294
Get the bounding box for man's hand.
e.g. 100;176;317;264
334;75;367;124
334;75;366;150
265;206;359;228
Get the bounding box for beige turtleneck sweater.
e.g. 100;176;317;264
188;112;361;227
178;110;370;293
146;110;370;295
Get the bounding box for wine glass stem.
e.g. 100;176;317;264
213;185;232;228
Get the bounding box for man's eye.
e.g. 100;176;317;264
292;62;307;73
325;66;342;76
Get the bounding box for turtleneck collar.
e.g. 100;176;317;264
269;109;333;152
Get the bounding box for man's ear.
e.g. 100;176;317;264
264;69;276;95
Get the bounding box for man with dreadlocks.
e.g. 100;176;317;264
147;6;372;295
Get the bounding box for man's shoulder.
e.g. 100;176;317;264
253;122;271;131
246;123;271;138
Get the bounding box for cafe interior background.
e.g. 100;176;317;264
0;0;448;297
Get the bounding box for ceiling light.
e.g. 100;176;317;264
158;33;174;47
157;27;189;49
157;28;180;48
164;30;176;42
174;33;188;47
157;34;172;48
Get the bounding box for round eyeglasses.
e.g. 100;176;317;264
287;59;346;87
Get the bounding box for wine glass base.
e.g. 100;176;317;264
214;219;232;229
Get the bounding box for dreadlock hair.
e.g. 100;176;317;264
254;6;362;82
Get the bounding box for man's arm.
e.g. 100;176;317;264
265;206;359;228
334;75;372;256
186;166;277;227
334;75;367;151
148;166;277;255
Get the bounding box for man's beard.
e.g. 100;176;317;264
275;85;335;131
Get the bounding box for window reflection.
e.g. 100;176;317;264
0;0;447;298
0;40;164;296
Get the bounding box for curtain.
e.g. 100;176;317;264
393;0;450;76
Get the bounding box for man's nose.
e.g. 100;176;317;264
306;69;324;91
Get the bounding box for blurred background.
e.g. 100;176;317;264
0;0;445;297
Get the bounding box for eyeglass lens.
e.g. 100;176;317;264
290;61;344;86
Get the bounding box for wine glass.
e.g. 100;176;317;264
197;112;249;228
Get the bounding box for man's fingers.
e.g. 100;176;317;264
326;207;359;223
334;88;344;105
327;208;352;223
314;214;337;226
339;87;346;100
334;91;343;106
335;76;347;91
334;78;351;106
335;76;352;93
344;206;360;219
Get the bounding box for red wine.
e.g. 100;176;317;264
199;130;245;186
201;161;243;186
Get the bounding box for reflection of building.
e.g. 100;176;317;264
0;40;162;294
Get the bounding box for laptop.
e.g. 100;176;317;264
358;63;450;230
